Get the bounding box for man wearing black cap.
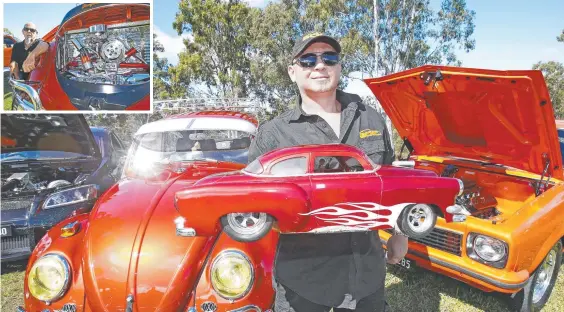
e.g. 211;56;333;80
248;33;408;311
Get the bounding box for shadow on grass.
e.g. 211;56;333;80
1;260;28;275
384;264;512;312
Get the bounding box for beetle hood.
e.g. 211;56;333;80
81;163;240;311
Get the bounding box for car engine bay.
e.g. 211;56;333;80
58;22;150;86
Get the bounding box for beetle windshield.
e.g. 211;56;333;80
125;129;251;176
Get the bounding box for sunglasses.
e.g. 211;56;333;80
23;27;37;33
293;51;340;68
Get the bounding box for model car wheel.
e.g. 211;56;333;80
509;240;562;312
220;212;273;242
397;204;437;239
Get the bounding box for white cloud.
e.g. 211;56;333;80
153;26;193;65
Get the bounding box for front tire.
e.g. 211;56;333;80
397;204;437;239
220;212;273;242
509;240;562;311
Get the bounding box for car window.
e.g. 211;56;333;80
269;157;307;176
314;155;364;173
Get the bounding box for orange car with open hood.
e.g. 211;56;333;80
365;65;563;311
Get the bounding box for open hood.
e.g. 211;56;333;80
1;114;100;160
364;65;562;180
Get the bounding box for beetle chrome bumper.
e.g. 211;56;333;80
8;78;44;110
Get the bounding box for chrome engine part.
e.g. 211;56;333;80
1;172;71;193
58;21;150;85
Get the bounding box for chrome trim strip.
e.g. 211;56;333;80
228;305;262;312
65;20;150;35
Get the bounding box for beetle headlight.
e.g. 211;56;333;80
210;250;253;300
28;254;71;302
467;233;508;268
43;184;98;209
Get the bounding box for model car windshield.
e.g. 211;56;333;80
125;129;251;175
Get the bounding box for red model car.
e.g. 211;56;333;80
175;143;464;242
8;3;150;111
19;109;464;312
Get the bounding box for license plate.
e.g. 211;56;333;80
385;251;415;270
1;225;13;237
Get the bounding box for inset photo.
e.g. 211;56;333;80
3;2;151;111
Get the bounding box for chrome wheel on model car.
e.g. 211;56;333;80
398;204;437;239
532;248;557;303
227;212;268;235
221;212;274;242
406;204;434;233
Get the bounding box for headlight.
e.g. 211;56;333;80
467;233;508;268
210;250;254;300
43;184;98;209
28;254;71;302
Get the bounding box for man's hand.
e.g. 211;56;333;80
386;234;408;264
23;52;37;73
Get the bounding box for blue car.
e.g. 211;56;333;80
0;114;126;262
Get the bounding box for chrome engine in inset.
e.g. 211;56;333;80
58;21;150;85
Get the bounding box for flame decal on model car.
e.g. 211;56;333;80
300;202;413;233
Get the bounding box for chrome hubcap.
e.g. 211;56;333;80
406;204;434;233
532;249;557;303
226;212;267;235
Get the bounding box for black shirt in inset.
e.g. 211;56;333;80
10;39;44;80
248;90;395;307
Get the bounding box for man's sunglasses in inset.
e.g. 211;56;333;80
293;51;340;68
23;27;37;33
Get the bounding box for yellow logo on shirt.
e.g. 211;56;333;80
360;129;381;139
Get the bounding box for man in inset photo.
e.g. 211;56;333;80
9;22;49;80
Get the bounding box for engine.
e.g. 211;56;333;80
441;165;501;220
1;170;87;196
57;22;150;86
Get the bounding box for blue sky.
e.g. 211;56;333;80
3;3;78;39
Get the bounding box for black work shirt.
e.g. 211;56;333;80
248;90;395;307
10;39;43;80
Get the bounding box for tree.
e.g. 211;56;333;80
533;62;564;118
173;0;253;98
532;29;564;118
246;0;476;115
4;28;14;37
153;33;191;100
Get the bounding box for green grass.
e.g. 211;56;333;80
2;260;563;311
4;92;13;111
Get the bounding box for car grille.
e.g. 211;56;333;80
1;234;31;252
386;227;463;256
1;196;34;211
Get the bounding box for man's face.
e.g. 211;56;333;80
288;42;341;94
22;23;38;42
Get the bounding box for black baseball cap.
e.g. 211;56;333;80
291;32;341;59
